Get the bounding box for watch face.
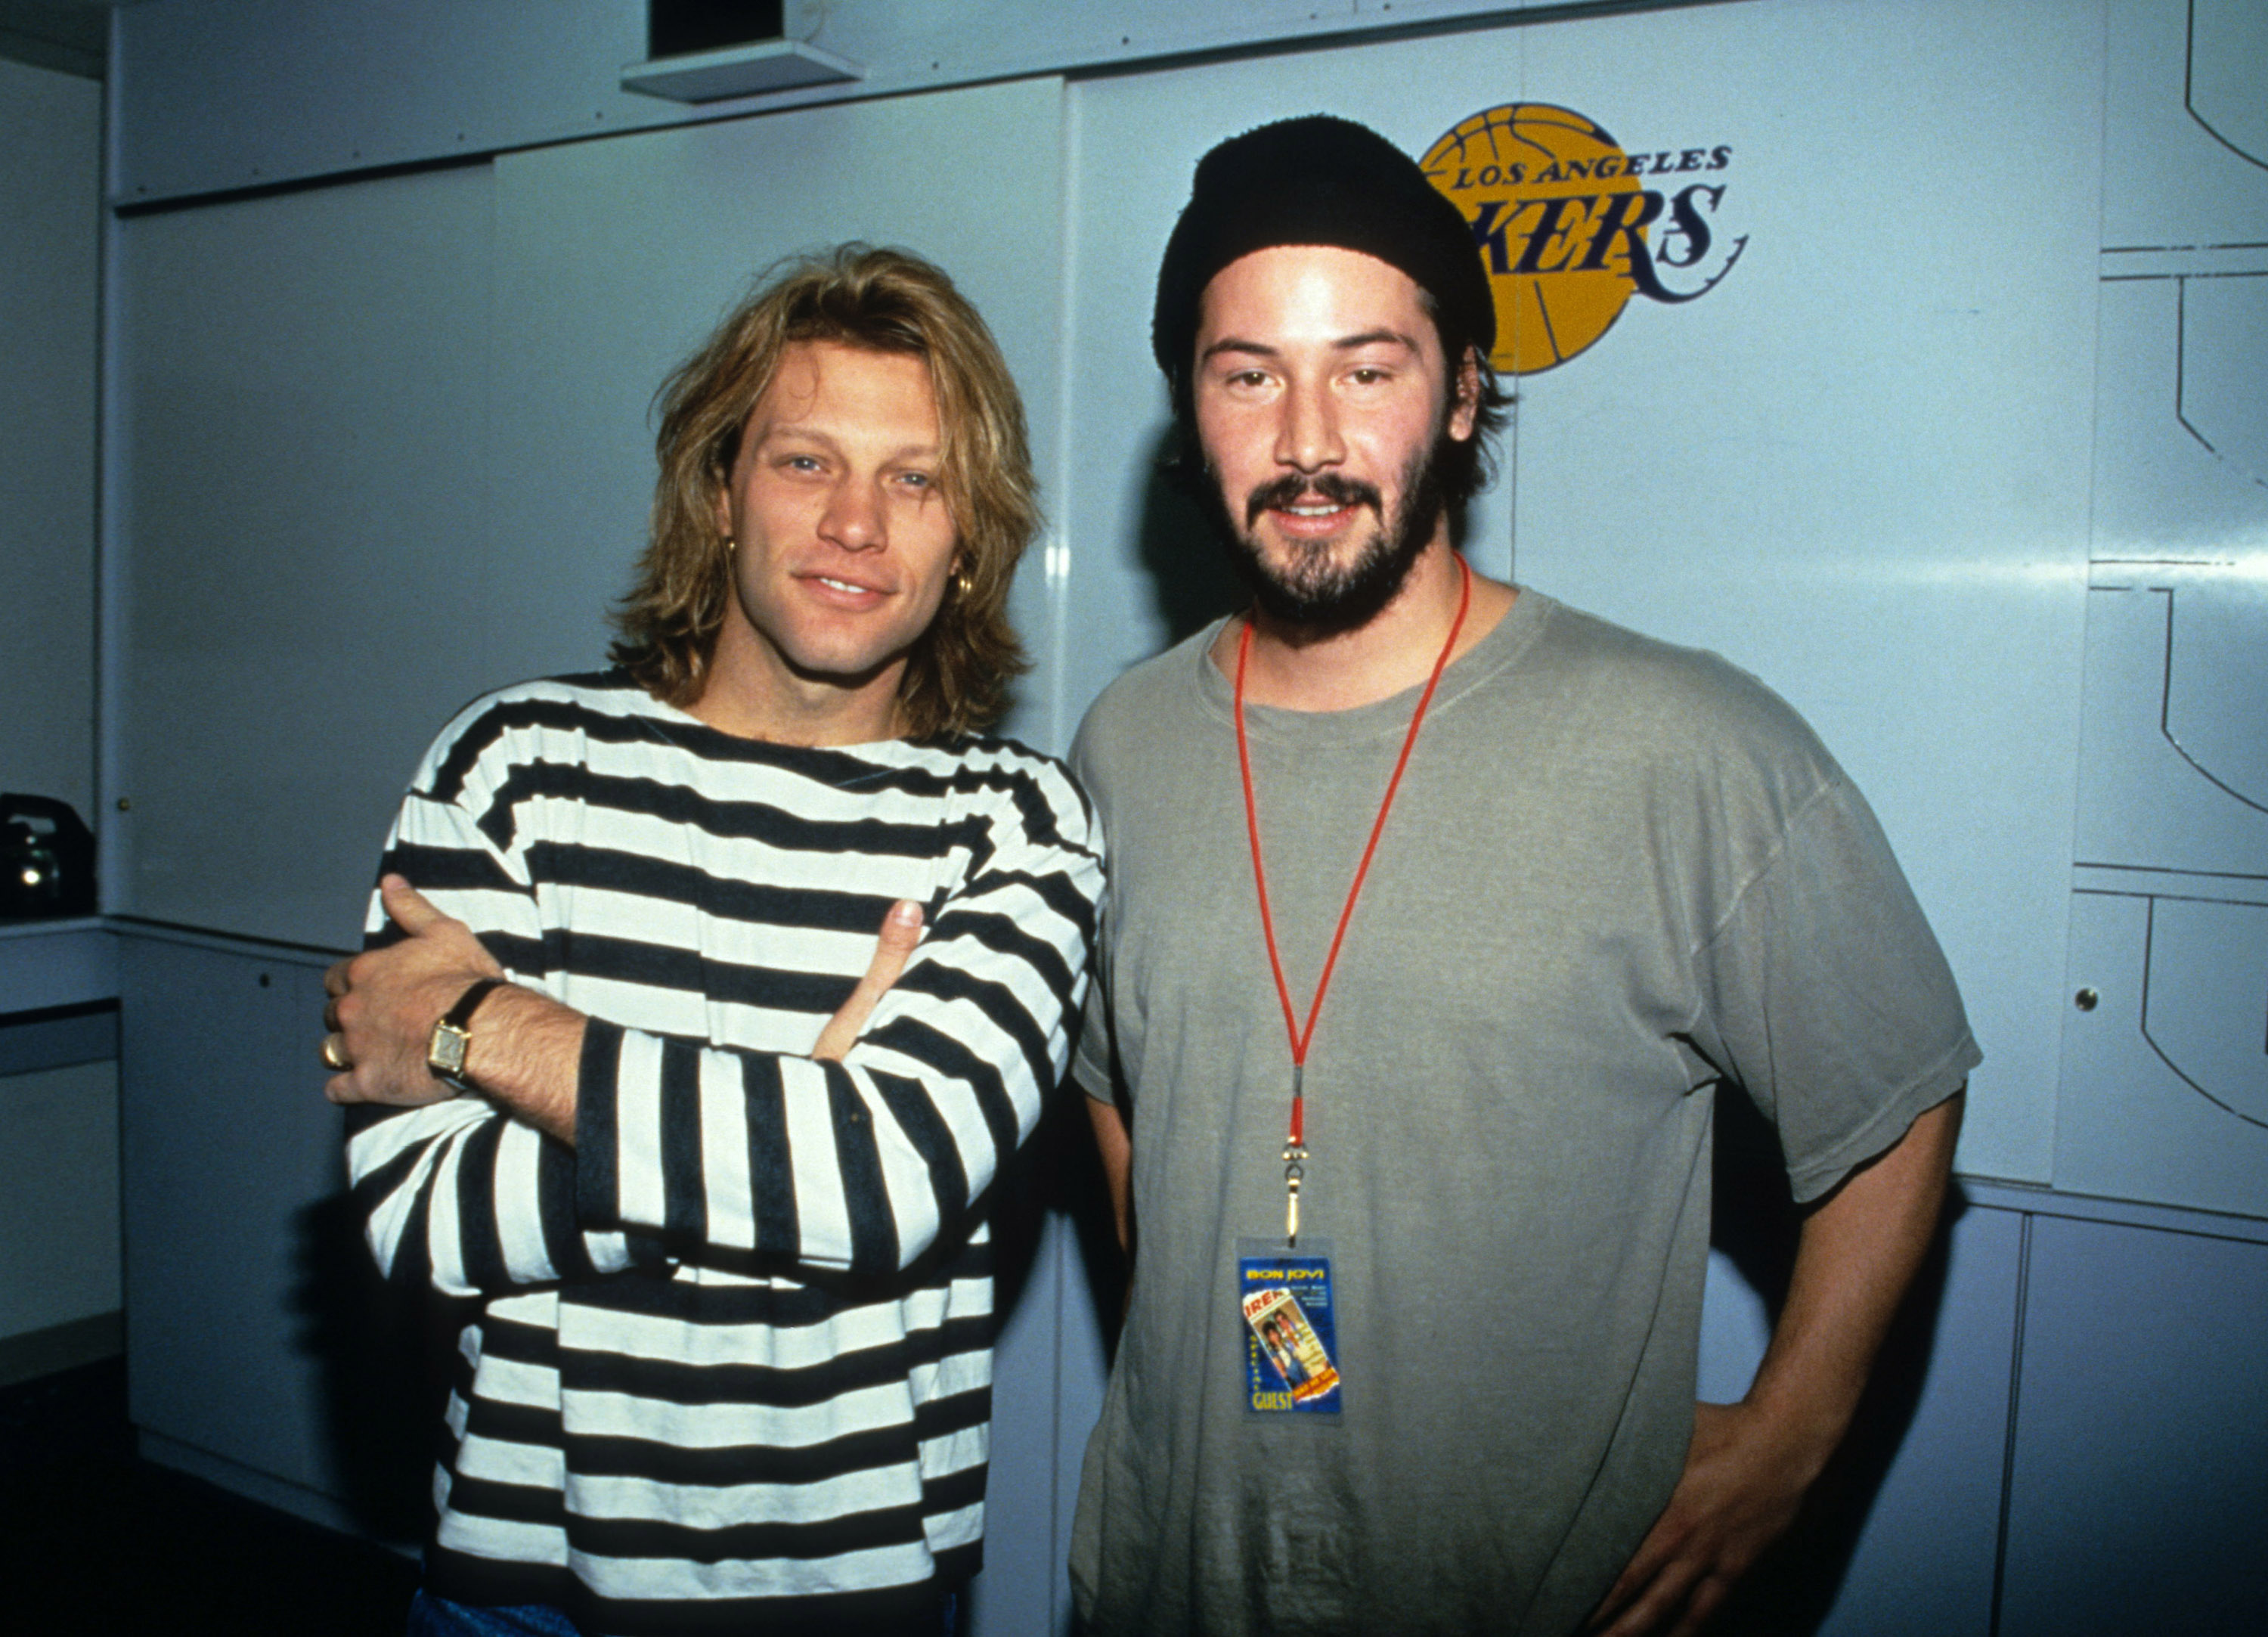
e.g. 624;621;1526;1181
430;1025;470;1078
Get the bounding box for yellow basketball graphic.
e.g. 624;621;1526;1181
1422;105;1647;375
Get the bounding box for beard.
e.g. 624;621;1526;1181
1203;427;1452;637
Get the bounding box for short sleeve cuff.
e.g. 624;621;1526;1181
1783;1031;1981;1204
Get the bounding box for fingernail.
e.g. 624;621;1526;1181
890;901;923;926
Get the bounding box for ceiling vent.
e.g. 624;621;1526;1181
623;2;862;104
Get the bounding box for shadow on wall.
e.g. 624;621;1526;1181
978;1087;1078;1351
1046;1084;1131;1359
1706;1092;1958;1636
1133;422;1245;649
291;1192;468;1545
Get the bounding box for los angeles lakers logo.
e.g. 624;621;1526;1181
1421;104;1746;375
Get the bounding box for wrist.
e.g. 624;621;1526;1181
427;976;509;1093
454;982;586;1145
460;981;532;1092
1734;1378;1854;1487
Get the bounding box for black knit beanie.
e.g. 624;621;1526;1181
1151;114;1495;381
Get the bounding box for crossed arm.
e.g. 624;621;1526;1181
1085;1087;1962;1637
324;867;1058;1294
323;874;925;1139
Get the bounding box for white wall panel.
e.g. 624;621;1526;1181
2056;0;2268;1216
1064;0;2103;1183
110;0;656;206
0;57;99;822
111;163;497;948
1808;1202;2020;1637
1480;0;2099;1187
2101;0;2268;250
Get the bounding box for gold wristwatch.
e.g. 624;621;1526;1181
427;977;506;1093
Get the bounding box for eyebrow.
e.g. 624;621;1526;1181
758;423;940;462
1200;327;1424;364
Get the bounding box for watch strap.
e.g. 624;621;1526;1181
443;976;506;1033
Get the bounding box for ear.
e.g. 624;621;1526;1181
1448;346;1483;443
709;420;751;542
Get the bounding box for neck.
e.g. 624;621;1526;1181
686;623;907;746
1219;532;1517;712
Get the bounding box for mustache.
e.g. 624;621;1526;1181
1243;471;1383;530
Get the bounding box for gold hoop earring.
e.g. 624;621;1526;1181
949;564;974;600
724;538;737;553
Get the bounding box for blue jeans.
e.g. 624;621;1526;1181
407;1592;585;1636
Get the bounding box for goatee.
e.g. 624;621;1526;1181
1206;434;1448;637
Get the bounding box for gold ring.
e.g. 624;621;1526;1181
321;1034;352;1072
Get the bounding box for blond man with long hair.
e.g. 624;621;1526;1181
617;244;1037;739
320;246;1101;1637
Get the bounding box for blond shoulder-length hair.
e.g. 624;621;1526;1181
610;245;1037;738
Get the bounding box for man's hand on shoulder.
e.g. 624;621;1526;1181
323;873;505;1108
1585;1398;1817;1637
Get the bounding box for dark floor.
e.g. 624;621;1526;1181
0;1356;420;1636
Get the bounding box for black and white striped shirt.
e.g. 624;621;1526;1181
345;673;1101;1635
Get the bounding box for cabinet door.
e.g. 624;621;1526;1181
2000;1214;2268;1634
119;934;430;1536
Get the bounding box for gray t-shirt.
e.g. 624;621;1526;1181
1067;590;1979;1636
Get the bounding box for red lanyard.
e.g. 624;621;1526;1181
1233;553;1473;1241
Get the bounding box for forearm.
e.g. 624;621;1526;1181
1740;1092;1964;1462
347;1096;654;1294
342;757;1099;1279
1086;1091;1132;1254
460;982;587;1145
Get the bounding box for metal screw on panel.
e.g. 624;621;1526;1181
115;798;131;811
2074;987;2099;1011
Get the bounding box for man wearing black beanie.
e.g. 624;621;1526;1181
1064;115;1975;1636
